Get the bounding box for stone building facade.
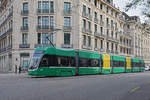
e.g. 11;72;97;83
0;0;149;73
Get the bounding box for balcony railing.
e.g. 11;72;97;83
21;10;29;15
37;25;54;30
94;18;98;23
82;28;86;33
107;24;110;28
63;26;72;32
61;44;73;48
64;9;71;15
87;14;92;20
82;12;87;18
37;9;54;14
21;26;28;31
100;21;104;26
35;44;55;48
19;44;30;48
87;29;92;34
95;32;105;38
0;28;12;40
106;49;110;53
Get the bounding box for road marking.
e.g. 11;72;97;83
130;86;140;93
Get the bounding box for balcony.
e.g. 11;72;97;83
87;29;92;34
7;45;12;50
21;10;29;15
82;12;87;18
61;44;73;48
95;32;105;38
21;26;28;31
111;50;115;54
19;44;30;48
94;48;99;51
94;18;98;23
107;24;110;29
35;44;54;48
82;28;86;33
106;49;110;53
111;26;114;30
63;26;72;32
37;9;54;14
100;21;104;26
115;51;119;54
64;9;71;16
87;14;92;20
100;48;104;52
37;25;54;31
0;28;12;40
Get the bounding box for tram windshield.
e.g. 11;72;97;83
29;52;44;69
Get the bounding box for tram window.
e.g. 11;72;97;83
48;55;57;66
40;55;48;67
113;61;119;67
89;59;99;67
57;56;75;67
120;61;125;67
79;58;88;67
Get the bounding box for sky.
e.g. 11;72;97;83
113;0;147;23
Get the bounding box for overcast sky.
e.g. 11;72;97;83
113;0;147;22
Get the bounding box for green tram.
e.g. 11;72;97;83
28;47;145;77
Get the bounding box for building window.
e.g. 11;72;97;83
100;40;103;49
23;17;28;27
94;24;97;33
38;33;41;44
42;16;49;28
23;2;28;11
50;33;54;43
88;8;91;15
111;43;114;51
100;15;103;22
100;27;103;34
115;44;118;51
83;5;86;13
100;3;103;9
107;29;109;36
64;2;71;14
107;42;109;50
95;39;97;48
22;34;28;44
106;7;109;13
83;19;86;28
106;18;109;25
42;33;48;44
38;1;42;10
94;0;97;6
64;33;70;45
83;35;86;45
38;16;41;26
64;17;71;27
50;16;54;28
42;1;49;13
88;21;91;31
50;1;54;12
88;36;91;47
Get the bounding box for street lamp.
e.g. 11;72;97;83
46;28;61;47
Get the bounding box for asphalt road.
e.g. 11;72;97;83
0;72;150;100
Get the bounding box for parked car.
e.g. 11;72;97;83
145;66;150;71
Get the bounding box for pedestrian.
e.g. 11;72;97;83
19;67;21;74
15;65;17;74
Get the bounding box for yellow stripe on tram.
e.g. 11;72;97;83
126;57;131;69
103;54;111;69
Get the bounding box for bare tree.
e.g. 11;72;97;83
126;0;150;18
